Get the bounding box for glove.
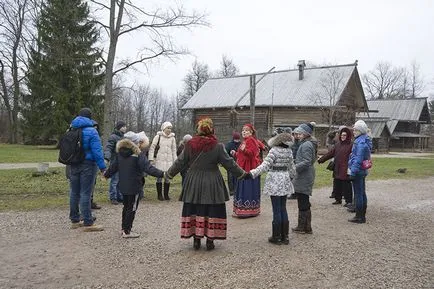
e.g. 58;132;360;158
243;172;253;180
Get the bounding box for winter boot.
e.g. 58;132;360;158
193;238;201;250
304;210;313;234
268;222;282;244
163;182;170;200
206;238;215;251
348;209;365;223
292;211;305;234
361;205;367;223
281;221;289;245
156;182;164;201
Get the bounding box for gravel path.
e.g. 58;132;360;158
0;177;433;289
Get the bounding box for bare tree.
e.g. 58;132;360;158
362;62;404;99
407;61;424;98
88;0;208;143
0;0;35;143
217;54;239;78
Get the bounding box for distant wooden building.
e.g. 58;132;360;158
357;98;432;151
182;61;368;146
362;119;391;152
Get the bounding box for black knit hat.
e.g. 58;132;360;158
78;107;92;119
115;120;126;130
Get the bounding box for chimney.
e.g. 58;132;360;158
297;60;306;80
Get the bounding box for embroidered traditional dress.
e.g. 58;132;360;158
233;135;264;218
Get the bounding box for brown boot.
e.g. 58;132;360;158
292;211;305;233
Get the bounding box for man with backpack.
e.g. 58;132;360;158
68;108;106;231
104;120;127;204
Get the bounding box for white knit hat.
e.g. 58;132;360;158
353;120;368;134
124;131;148;144
161;121;172;131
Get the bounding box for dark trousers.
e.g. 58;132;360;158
270;196;288;224
295;193;311;211
335;179;353;203
227;171;237;193
352;176;367;211
122;194;140;234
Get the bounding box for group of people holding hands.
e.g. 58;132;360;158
68;107;372;250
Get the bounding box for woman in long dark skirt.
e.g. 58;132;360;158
166;118;247;251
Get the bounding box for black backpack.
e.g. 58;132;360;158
58;127;86;165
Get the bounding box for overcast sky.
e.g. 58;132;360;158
116;0;434;98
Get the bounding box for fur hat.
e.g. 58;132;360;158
353;120;368;134
78;107;92;119
115;120;126;130
267;132;293;147
161;121;172;131
294;123;313;135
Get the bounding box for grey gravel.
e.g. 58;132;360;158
0;177;433;289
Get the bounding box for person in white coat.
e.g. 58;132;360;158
148;121;177;201
249;131;296;245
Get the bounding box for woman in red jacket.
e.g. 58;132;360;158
233;124;265;218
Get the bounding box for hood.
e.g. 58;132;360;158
157;131;175;138
71;116;94;129
339;127;352;144
267;132;293;148
116;138;141;157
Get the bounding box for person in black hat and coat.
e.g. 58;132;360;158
104;120;127;204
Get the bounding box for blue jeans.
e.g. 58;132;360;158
352;176;367;211
69;161;97;226
109;172;122;201
270;196;288;224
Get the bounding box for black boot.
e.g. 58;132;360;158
305;210;313;234
287;193;297;200
193;238;201;250
206;238;215;251
163;182;170;200
268;222;282;244
348;209;365;223
156;182;163;201
292;211;305;233
361;205;367;223
281;221;289;245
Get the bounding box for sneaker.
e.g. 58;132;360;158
71;221;83;229
122;231;140;238
83;224;104;232
111;200;119;205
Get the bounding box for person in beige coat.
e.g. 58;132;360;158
148;121;177;200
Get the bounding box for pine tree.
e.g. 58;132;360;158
23;0;104;143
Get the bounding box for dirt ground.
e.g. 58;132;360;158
0;176;433;289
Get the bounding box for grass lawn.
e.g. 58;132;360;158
0;144;59;163
0;157;433;212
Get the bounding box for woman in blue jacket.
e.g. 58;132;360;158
347;120;372;224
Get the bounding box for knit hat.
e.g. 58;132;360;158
161;121;172;131
243;123;256;136
78;107;92;119
124;131;148;145
183;134;193;143
294;123;313;135
353;120;368;134
196;117;214;136
232;131;241;140
115;120;126;130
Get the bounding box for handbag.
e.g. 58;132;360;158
153;136;161;158
326;161;335;171
362;159;372;170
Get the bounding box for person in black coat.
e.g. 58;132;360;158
104;131;164;238
225;131;241;195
